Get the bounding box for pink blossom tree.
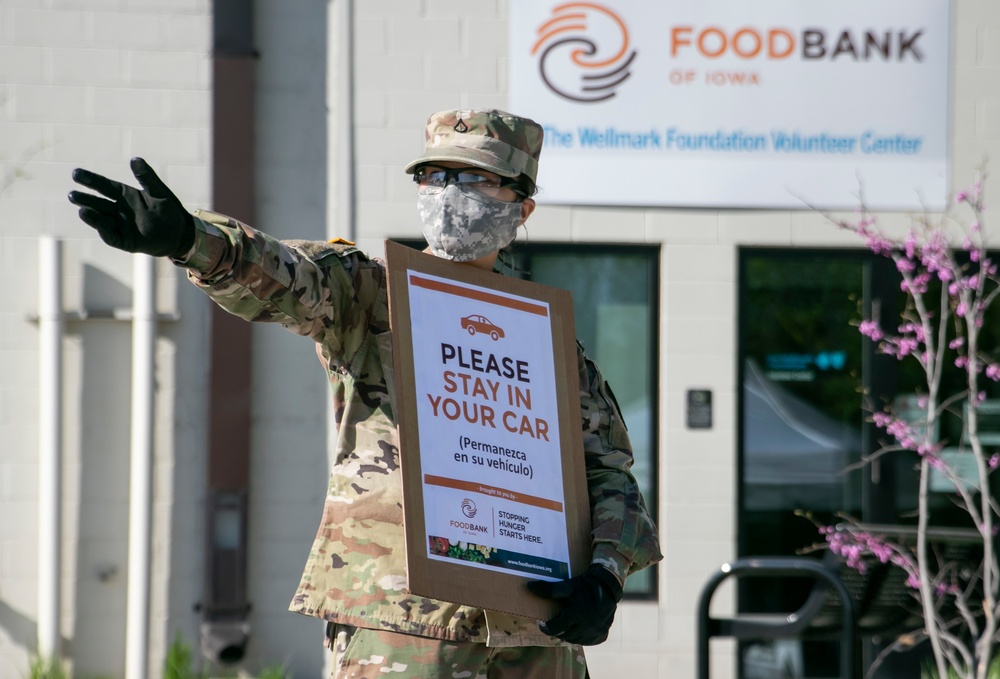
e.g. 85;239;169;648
831;168;997;678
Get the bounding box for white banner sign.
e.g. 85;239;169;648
509;0;951;209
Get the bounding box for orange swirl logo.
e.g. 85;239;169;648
531;3;637;103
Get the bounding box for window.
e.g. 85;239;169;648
502;244;660;598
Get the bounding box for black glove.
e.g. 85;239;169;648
526;564;623;645
68;157;195;259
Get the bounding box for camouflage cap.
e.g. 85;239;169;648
404;109;544;183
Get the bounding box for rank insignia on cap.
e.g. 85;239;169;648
404;108;544;183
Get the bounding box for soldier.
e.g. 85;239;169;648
68;109;662;678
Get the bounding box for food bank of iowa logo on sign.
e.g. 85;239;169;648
531;2;637;103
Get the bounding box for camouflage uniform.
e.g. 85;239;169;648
326;622;588;678
182;208;660;631
177;109;661;675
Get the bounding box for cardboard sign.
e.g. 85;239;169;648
385;241;591;620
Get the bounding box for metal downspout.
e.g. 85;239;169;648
201;0;255;663
329;0;356;242
125;254;157;679
37;238;63;660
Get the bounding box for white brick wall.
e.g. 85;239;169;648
3;0;999;677
248;0;332;675
0;0;211;676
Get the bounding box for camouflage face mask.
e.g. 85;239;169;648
417;184;522;261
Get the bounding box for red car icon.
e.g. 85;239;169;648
461;314;505;341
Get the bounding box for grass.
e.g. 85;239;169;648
256;667;291;679
921;655;1000;679
164;633;201;679
28;657;67;679
164;630;292;679
26;635;291;679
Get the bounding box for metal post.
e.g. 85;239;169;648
125;254;156;679
37;237;63;660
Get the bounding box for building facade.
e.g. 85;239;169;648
1;0;998;677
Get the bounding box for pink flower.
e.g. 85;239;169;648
895;336;920;357
956;190;969;203
925;452;945;467
859;320;883;341
866;234;894;256
936;583;959;597
920;233;951;280
900;323;926;342
869;540;893;563
989;453;1000;469
949;338;965;350
822;528;921;592
886;419;917;449
987;364;1000;381
911;272;931;294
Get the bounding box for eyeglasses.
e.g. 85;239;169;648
413;166;526;201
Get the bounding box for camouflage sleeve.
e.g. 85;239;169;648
177;210;376;366
578;343;663;587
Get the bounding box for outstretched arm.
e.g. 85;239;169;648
68;159;370;355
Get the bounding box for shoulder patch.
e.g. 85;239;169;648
285;238;364;260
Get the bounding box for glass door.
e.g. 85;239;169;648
737;248;953;677
739;252;867;625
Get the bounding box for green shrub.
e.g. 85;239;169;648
28;656;67;679
163;632;202;679
256;666;290;679
920;654;1000;679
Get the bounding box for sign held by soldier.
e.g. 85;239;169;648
386;240;591;620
